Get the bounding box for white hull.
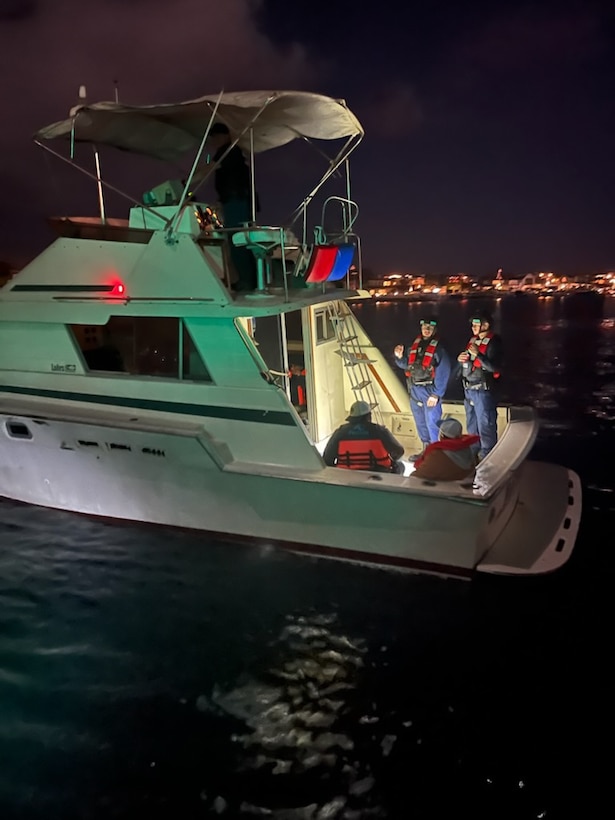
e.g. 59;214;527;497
0;399;581;579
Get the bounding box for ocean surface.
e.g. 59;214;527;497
0;294;612;819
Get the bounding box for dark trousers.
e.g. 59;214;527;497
464;388;498;459
223;198;257;291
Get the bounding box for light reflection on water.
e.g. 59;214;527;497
0;295;613;817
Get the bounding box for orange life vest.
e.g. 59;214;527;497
336;437;394;472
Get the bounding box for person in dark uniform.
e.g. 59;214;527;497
393;315;451;457
323;400;405;474
456;312;503;460
195;122;257;291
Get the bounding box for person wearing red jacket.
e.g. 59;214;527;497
412;417;479;481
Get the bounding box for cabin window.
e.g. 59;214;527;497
249;315;285;374
70;319;212;381
314;309;336;344
182;323;212;382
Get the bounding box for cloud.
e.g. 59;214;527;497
0;0;321;129
0;0;325;257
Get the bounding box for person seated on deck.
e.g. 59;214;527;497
412;417;479;481
323;400;405;474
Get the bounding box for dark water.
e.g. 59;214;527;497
1;295;613;819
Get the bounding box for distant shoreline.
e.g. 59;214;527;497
367;289;607;303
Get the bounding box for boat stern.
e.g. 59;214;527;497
477;461;582;575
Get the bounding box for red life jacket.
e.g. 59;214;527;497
336;437;394;472
405;335;439;380
414;434;480;469
465;332;500;378
289;368;307;407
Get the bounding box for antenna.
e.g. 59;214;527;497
78;84;107;224
113;79;119;103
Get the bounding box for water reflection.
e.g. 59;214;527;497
196;612;385;817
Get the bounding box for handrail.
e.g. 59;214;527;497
320;195;359;237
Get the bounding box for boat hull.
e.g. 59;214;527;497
0;406;581;580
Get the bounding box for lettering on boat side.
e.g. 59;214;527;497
51;363;77;373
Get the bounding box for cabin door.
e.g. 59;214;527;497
249;311;310;430
305;305;348;446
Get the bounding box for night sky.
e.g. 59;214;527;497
0;0;613;277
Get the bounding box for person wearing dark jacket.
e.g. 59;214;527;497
393;315;451;456
413;417;479;481
456;312;503;460
195;122;256;291
323;401;405;474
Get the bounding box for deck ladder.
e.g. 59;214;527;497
326;301;384;425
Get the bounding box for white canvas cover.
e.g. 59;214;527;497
35;90;364;162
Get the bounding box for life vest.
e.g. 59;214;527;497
336;437;394;472
404;335;439;384
414;434;480;469
289;368;307;408
463;332;500;380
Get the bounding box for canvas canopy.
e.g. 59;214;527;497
35;90;364;162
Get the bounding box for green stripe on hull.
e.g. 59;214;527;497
11;284;115;293
0;385;296;426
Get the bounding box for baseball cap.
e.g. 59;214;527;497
419;316;438;326
346;400;371;420
471;312;493;325
437;417;462;438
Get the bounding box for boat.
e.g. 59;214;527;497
0;89;582;579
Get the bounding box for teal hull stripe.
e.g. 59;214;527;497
11;285;114;293
0;385;296;426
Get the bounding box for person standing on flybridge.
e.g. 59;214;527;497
193;121;257;291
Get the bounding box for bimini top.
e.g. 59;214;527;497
34;90;364;162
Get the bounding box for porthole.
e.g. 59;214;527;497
6;421;32;440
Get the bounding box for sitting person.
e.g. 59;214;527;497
323;400;405;474
412;417;479;481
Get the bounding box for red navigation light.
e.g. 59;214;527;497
110;281;125;297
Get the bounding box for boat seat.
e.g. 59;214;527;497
232;226;301;291
302;242;355;284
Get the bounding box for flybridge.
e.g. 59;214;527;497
33;89;366;299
